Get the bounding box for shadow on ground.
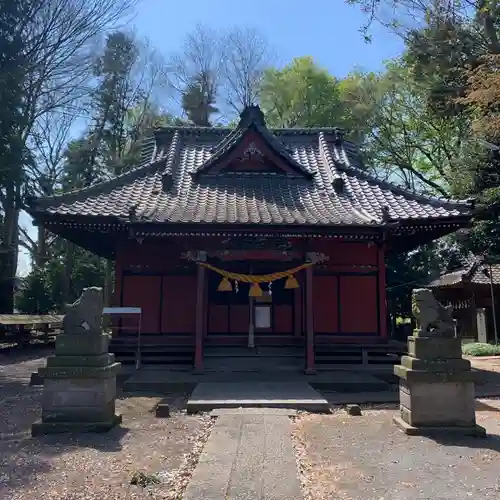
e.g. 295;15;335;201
0;343;55;365
431;432;500;452
0;352;134;495
473;366;500;385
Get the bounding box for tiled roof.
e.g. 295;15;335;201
428;257;500;288
30;106;472;228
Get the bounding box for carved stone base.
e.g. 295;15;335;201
394;332;485;437
32;354;121;436
407;336;462;360
399;379;477;427
55;333;110;356
393;415;486;438
32;414;122;436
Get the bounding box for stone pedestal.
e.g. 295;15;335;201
32;332;122;436
393;336;486;437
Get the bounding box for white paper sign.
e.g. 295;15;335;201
255;305;271;328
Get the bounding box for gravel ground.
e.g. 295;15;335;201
469;356;500;377
0;351;213;500
292;402;500;500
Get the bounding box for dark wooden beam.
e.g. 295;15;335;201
194;251;207;372
305;254;315;374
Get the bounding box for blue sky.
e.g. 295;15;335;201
18;0;403;276
135;0;403;77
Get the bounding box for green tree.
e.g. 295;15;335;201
351;61;472;195
18;31;176;312
16;269;54;314
386;240;467;322
260;57;344;128
181;72;219;126
456;54;500;259
0;0;29;313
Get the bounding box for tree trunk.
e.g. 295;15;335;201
61;241;75;310
0;183;20;313
35;224;47;269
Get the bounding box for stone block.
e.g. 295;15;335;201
393;415;486;437
155;404;170;418
30;371;44;386
56;333;109;356
39;362;121;380
33;372;122;435
398;379;476;427
394;364;476;383
46;353;115;368
407;336;462;360
400;355;471;372
346;404;362;416
42;377;116;408
42;401;116;423
32;414;122;436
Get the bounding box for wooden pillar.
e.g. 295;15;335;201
203;269;209;338
194;251;207;372
293;285;301;337
305;255;315;374
377;243;388;339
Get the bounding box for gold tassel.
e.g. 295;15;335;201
249;283;263;297
217;277;232;292
284;275;299;289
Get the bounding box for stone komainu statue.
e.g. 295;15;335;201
412;288;455;338
63;287;104;334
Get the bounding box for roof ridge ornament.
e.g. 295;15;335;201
194;104;313;178
238;105;266;128
334;128;344;145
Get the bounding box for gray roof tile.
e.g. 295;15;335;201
428;258;500;288
31;107;472;228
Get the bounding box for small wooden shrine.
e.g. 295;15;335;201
428;258;500;342
28;105;473;371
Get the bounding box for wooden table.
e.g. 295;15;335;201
0;315;64;345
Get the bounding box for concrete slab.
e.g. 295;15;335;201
186;382;329;413
182;414;303;500
123;367;391;393
211;408;298;417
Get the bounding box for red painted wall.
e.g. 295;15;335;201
118;240;185;272
310;240;384;336
339;275;378;333
312;275;339;333
115;238;387;339
161;276;197;333
208;304;228;333
122;275;162;333
274;305;293;333
311;240;378;268
230;305;250;333
116;241;197;334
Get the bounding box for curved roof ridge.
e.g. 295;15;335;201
318;132;341;182
163;130;182;175
336;139;473;209
194;108;313;177
29;150;166;209
151;125;347;136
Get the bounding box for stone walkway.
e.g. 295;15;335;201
186;381;330;413
182;409;302;500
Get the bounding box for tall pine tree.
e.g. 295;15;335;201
0;1;29;312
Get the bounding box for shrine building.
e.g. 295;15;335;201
28;105;473;372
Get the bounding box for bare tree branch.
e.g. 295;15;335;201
0;0;137;292
168;23;223;102
221;26;276;114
